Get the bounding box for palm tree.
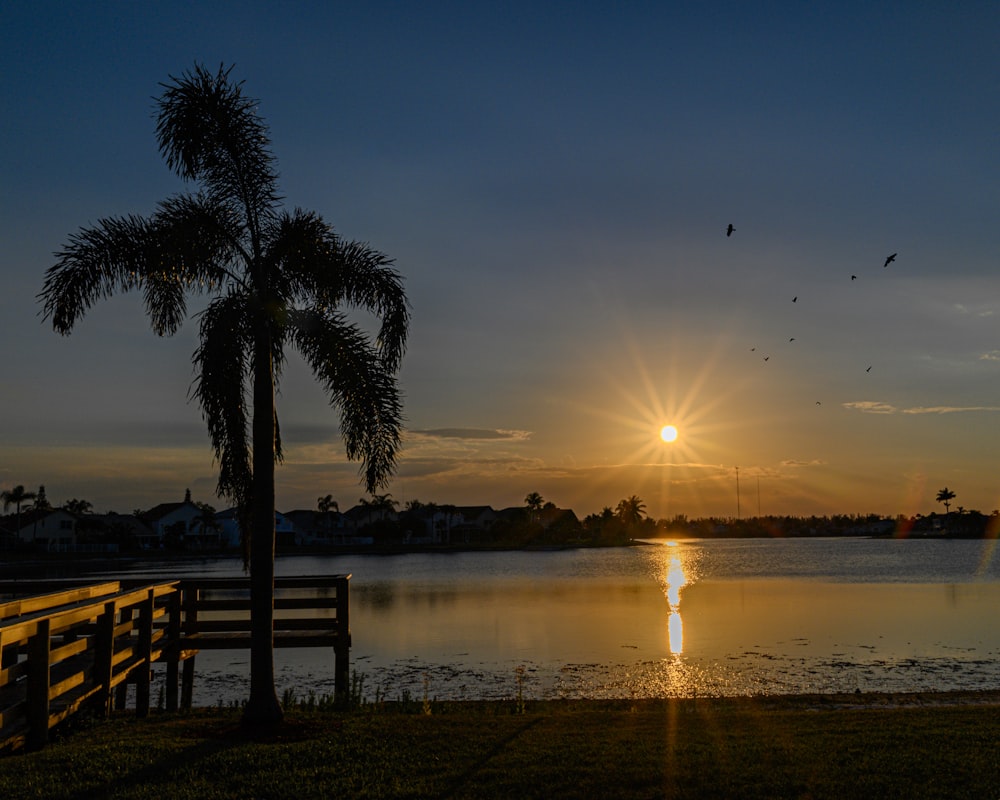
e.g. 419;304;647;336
524;492;544;524
1;484;37;534
615;495;646;527
317;494;339;514
39;64;408;727
63;498;93;515
936;487;956;514
193;503;222;546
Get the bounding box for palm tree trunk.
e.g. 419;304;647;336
243;324;283;726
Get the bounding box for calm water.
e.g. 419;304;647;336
87;537;1000;704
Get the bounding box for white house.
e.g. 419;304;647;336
139;498;206;548
11;508;77;550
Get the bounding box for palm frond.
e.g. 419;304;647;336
328;239;409;371
272;211;409;370
193;293;254;505
289;307;404;493
156;63;280;241
154;193;247;280
41;214;159;334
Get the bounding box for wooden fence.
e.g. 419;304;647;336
0;575;350;753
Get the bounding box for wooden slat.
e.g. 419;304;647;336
49;637;91;665
0;582;121;621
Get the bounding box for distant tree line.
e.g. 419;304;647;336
3;483;998;554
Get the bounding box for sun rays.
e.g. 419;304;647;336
566;326;753;518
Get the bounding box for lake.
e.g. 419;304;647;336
85;537;1000;705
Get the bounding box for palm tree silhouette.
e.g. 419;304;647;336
615;495;647;527
39;64;408;726
936;487;956;514
524;492;544;523
1;484;37;535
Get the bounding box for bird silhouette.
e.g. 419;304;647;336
763;356;770;361
851;275;857;280
726;224;735;237
789;337;795;342
792;296;797;302
884;253;897;267
866;365;872;372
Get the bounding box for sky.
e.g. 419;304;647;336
2;2;998;521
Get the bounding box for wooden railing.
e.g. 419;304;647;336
163;576;352;711
0;575;351;753
0;581;177;752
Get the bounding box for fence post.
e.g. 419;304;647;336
0;630;16;671
114;606;130;710
135;589;154;717
94;600;117;718
180;585;198;709
26;619;51;750
165;587;181;712
334;576;351;708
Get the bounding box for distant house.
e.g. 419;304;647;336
450;506;498;544
9;508;78;551
215;509;299;549
283;509;349;545
77;512;154;552
139;498;205;549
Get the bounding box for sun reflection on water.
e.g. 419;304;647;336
651;540;696;654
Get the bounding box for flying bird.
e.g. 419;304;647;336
726;224;735;237
763;356;770;361
789;337;795;342
851;275;857;281
884;253;897;267
866;365;872;372
792;296;797;302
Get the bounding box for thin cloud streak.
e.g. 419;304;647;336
844;401;1000;415
408;428;533;441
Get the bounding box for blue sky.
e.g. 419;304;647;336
2;2;998;518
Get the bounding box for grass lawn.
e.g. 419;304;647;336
1;693;999;799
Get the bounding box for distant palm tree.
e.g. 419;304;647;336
193;503;222;544
615;495;647;527
936;487;956;514
317;494;339;514
39;64;408;727
359;493;398;525
1;484;37;533
524;492;545;523
63;498;93;515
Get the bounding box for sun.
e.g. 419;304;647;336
660;424;679;443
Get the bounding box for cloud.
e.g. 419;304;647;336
780;459;825;468
842;401;898;414
409;428;532;441
954;303;996;317
980;351;1000;361
901;405;1000;415
843;401;1000;415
